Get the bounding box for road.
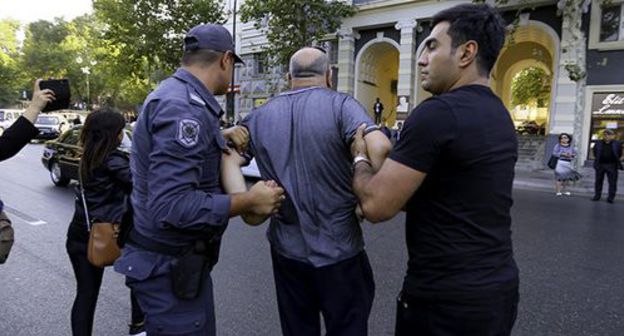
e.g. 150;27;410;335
1;144;623;336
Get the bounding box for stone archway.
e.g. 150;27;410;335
492;20;561;134
355;38;400;126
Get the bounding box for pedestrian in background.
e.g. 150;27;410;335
67;108;145;336
373;97;384;125
592;129;623;203
553;133;581;196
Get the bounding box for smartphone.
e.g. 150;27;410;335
39;79;71;112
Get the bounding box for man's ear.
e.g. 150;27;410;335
458;40;478;69
220;52;232;70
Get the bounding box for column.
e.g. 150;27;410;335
395;19;418;118
337;27;356;95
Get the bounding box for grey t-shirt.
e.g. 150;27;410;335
243;87;374;267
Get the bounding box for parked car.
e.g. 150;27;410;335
0;109;24;135
34;114;69;140
41;126;132;186
516;120;545;135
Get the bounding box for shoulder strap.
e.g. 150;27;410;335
78;166;92;232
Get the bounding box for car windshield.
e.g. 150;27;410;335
36;116;59;125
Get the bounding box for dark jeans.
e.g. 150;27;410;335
395;287;519;336
271;249;375;336
67;238;144;336
374;113;382;125
594;163;619;200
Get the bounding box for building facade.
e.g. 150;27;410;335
224;0;624;168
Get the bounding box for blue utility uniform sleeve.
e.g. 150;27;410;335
145;98;231;231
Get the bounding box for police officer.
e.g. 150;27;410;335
114;24;285;336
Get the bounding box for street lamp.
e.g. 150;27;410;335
76;57;97;109
226;0;238;124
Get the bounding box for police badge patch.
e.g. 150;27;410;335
177;119;201;148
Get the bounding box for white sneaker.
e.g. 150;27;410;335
556;192;563;196
564;191;571;196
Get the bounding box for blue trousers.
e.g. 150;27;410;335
123;251;216;336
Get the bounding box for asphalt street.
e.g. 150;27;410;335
1;144;623;336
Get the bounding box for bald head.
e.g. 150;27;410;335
289;47;330;79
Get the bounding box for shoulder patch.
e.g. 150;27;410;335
177;118;201;148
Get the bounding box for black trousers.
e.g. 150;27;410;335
374;113;382;125
395;287;518;336
594;163;619;200
66;238;144;336
271;249;375;336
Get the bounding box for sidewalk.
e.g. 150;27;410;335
513;166;624;196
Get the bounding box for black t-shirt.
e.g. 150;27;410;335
600;141;616;164
390;85;519;299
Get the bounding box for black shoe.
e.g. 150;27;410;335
129;322;146;336
607;198;614;204
592;196;600;201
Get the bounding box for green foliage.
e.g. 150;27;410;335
240;0;356;68
93;0;226;75
0;19;21;106
511;67;551;107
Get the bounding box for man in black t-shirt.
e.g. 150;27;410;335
351;4;518;336
592;129;623;203
373;97;384;125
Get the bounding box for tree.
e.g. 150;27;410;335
240;0;357;67
0;19;21;106
511;67;551;108
93;0;226;76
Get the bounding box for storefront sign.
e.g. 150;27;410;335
592;92;624;115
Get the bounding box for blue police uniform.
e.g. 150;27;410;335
115;68;230;336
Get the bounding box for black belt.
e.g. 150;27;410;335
128;229;192;257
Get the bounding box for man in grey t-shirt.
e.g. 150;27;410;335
222;47;391;336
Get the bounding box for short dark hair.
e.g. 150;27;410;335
559;132;572;143
431;4;506;76
181;49;224;67
289;51;330;79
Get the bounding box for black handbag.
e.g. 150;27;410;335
547;155;558;169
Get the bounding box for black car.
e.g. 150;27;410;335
41;126;132;186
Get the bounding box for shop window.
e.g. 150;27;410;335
589;0;624;50
253;53;268;76
587;92;624;159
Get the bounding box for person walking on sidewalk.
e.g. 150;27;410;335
592;129;623;203
553;133;582;196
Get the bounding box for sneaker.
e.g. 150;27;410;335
564;191;571;196
556;192;562;196
129;322;146;336
607;198;614;204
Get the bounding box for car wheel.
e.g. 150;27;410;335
50;161;70;187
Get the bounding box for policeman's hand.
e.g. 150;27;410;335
222;126;249;154
248;180;285;216
351;123;369;158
